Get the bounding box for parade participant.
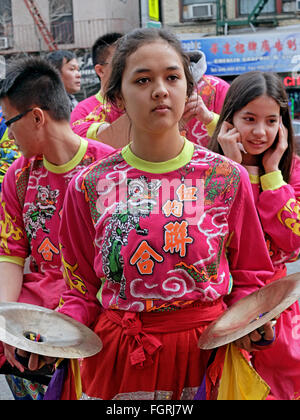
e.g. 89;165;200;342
0;106;20;196
47;50;81;111
70;32;126;145
210;71;300;400
181;51;229;147
0;57;113;399
47;28;277;400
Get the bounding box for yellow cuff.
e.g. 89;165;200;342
249;174;260;184
0;255;25;267
86;123;102;140
260;171;287;191
206;112;219;137
86;122;111;141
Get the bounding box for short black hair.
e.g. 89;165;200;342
92;32;123;67
46;49;77;72
0;57;71;121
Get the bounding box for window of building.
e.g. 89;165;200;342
182;0;217;21
182;0;215;3
0;0;13;49
239;0;276;15
282;0;298;13
49;0;74;44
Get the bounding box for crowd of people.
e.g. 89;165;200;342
0;26;299;401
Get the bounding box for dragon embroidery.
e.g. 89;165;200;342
24;185;59;242
102;176;161;301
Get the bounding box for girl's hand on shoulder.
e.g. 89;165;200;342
217;121;243;164
262;121;288;173
181;92;213;126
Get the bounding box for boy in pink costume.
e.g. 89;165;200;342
0;57;113;398
0;138;113;317
211;71;300;400
70;32;123;141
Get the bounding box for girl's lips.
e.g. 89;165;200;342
152;104;170;112
247;140;267;147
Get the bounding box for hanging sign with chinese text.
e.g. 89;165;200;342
180;31;300;76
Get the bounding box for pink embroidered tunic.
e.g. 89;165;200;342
247;156;300;400
0;138;113;311
248;156;300;270
58;140;274;327
70;91;123;140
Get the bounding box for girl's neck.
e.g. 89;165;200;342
130;127;185;162
242;152;261;167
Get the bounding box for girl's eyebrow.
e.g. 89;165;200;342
133;68;150;74
242;110;279;117
133;65;182;74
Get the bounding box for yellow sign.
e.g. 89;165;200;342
149;0;160;22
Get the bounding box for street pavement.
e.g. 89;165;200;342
1;258;300;400
0;376;12;400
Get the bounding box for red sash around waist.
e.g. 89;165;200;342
266;266;287;285
103;298;225;367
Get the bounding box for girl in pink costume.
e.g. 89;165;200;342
210;71;300;400
49;29;277;400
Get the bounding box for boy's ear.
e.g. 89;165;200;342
32;107;45;127
94;64;105;79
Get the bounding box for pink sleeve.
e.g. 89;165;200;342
70;96;104;138
256;156;300;255
0;159;28;261
212;77;230;114
225;165;275;306
70;100;88;126
58;171;102;327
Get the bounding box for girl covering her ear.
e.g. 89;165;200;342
210;71;300;400
53;30;275;400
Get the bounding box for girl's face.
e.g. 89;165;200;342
232;95;281;157
119;40;187;136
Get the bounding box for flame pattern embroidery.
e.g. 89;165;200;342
0;201;23;255
277;198;300;236
60;245;87;295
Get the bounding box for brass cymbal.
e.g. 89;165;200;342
0;302;102;359
198;273;300;350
